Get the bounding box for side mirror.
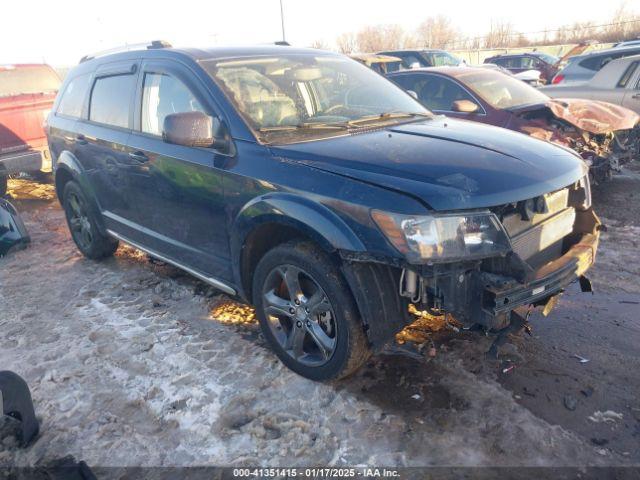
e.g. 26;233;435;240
452;99;480;113
163;112;230;152
407;90;418;100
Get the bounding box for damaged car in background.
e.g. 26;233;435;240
390;66;640;182
47;44;599;381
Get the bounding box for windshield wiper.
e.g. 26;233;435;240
346;111;432;127
258;122;350;133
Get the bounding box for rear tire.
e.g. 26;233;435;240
62;181;118;259
0;176;6;197
253;240;371;381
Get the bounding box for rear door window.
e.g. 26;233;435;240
141;73;205;136
57;74;91;118
89;74;136;128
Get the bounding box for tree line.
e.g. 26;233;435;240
311;2;640;53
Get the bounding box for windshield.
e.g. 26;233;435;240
457;70;549;109
201;54;431;143
0;65;61;97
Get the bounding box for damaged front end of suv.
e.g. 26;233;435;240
377;177;599;335
510;99;640;183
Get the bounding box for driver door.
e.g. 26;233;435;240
125;60;232;280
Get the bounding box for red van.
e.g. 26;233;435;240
0;64;61;195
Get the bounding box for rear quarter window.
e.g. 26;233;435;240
89;74;136;128
617;61;639;88
57;74;91;118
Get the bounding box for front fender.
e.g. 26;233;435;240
230;192;367;296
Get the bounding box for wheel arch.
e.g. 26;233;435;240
54;151;106;234
231;193;366;302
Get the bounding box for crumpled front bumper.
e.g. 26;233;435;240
480;208;600;320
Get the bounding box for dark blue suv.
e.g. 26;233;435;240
46;43;600;380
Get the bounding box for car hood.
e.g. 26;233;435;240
269;117;586;211
509;98;640;134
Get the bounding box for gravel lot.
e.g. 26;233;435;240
1;171;639;469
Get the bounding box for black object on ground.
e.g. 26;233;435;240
0;370;39;446
0;199;30;256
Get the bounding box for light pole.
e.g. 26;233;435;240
279;0;286;43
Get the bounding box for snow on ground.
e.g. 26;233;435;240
0;181;630;467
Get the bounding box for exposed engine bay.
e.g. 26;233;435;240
399;177;599;333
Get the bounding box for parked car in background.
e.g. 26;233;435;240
551;45;640;85
48;43;598;381
349;53;402;74
0;64;61;196
613;39;640;48
541;54;640;115
377;49;462;69
483;52;559;84
479;63;543;86
389;67;640;182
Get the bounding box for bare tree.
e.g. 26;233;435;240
336;32;358;54
334;0;640;53
484;20;515;48
602;2;640;42
310;39;329;50
356;24;406;52
415;15;458;49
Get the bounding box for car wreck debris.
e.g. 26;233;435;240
0;371;39;446
0;198;30;256
514;99;640;183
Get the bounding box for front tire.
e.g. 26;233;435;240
253;240;371;381
62;181;118;259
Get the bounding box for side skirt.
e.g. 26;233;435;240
106;229;237;296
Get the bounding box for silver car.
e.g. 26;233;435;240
540;54;640;114
551;45;640;85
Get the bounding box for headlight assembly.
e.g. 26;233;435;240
372;210;512;264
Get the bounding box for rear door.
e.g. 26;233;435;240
48;72;92;172
621;62;640;113
74;60;140;230
125;60;231;279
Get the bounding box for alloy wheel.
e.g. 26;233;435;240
67;192;93;251
261;264;337;367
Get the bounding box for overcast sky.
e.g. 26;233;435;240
2;0;638;66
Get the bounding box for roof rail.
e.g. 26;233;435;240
79;40;172;63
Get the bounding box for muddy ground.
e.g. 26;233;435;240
0;171;639;469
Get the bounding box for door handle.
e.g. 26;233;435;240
128;151;149;163
75;134;87;145
632;93;640;99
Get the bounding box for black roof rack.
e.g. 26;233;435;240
79;40;172;63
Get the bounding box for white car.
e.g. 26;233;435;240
540;54;640;114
